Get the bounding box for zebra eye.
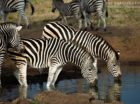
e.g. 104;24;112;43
113;64;116;67
88;69;92;71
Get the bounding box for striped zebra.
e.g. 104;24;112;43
8;38;97;90
72;0;108;31
42;22;121;83
0;22;24;87
0;0;35;28
52;0;86;29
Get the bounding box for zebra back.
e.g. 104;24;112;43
42;22;76;40
9;38;94;70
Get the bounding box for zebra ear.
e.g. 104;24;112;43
16;26;22;31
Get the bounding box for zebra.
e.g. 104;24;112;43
0;0;35;28
52;0;86;29
8;38;97;90
42;22;121;83
0;22;24;87
72;0;108;31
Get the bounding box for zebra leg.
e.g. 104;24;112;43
14;63;28;86
97;17;101;31
0;53;5;88
101;15;106;31
82;11;88;29
47;64;61;91
62;16;68;25
18;10;29;28
0;11;6;22
75;14;82;29
51;65;63;87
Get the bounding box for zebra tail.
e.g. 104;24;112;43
25;0;35;15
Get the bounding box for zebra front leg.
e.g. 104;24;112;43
51;65;63;87
47;65;61;91
14;63;28;86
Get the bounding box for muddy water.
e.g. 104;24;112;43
0;65;140;104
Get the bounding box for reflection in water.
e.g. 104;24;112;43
1;65;140;104
106;83;121;103
19;86;28;99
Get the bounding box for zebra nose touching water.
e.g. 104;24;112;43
42;22;122;84
0;22;24;87
8;38;97;91
0;0;35;28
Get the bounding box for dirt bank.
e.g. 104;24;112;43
0;91;122;104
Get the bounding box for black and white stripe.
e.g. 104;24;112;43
52;0;85;29
42;22;121;82
0;22;24;87
0;0;35;28
9;38;97;90
73;0;108;30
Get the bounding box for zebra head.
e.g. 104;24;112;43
107;51;121;83
52;0;64;12
81;55;97;86
0;22;24;52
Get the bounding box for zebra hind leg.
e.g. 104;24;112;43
18;10;30;29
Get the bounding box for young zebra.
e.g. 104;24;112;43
0;0;35;28
73;0;108;31
42;22;121;83
0;22;24;87
52;0;85;29
8;38;97;90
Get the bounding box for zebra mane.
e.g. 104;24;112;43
94;34;120;60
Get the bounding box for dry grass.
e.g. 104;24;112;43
2;0;140;28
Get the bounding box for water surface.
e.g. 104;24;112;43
0;65;140;104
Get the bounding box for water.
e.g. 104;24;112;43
0;65;140;104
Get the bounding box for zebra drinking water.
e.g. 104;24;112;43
8;38;97;90
52;0;86;29
42;22;121;83
0;0;35;28
0;22;24;87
